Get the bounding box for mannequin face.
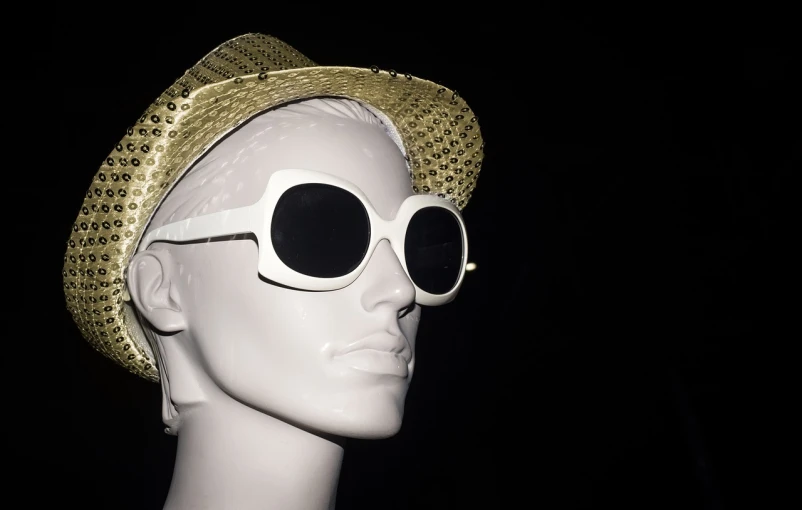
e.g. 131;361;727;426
135;104;423;438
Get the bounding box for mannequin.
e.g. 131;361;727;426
63;32;483;510
127;98;439;510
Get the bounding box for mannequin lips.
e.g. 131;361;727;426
333;332;411;378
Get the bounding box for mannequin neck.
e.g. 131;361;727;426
164;395;344;510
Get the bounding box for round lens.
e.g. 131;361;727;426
271;183;370;278
404;206;464;295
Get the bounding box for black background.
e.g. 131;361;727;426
41;7;797;509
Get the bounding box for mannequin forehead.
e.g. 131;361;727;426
153;106;413;228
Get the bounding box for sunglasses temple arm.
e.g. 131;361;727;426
138;206;256;251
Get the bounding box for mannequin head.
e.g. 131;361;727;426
126;98;426;439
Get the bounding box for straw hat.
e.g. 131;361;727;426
63;33;485;382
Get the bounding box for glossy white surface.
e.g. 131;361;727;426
126;98;429;510
139;168;468;305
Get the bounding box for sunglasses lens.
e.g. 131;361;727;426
404;206;464;295
271;184;370;278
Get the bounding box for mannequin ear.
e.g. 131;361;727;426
126;250;187;333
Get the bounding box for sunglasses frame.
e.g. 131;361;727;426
137;168;468;306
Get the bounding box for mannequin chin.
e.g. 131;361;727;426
125;98;426;510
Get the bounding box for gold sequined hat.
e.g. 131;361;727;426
64;33;485;382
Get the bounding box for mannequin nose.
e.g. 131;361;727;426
359;240;416;313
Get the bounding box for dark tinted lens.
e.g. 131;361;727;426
404;206;463;295
271;183;370;278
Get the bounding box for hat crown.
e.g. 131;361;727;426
170;34;318;99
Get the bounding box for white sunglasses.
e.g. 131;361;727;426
138;168;468;306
